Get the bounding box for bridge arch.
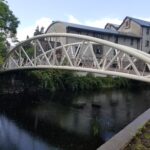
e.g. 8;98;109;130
2;33;150;83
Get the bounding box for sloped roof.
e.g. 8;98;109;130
105;23;119;29
112;24;120;28
51;21;119;34
46;21;141;38
126;16;150;27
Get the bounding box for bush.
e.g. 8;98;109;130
0;70;144;93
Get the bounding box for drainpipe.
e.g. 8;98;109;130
141;27;143;51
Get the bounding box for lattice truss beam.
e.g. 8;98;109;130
2;33;150;82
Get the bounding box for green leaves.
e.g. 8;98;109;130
0;0;20;64
26;70;131;92
0;33;6;63
0;0;20;35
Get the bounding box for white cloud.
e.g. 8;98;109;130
67;15;122;28
17;15;150;41
139;17;150;22
85;18;122;28
67;15;81;24
36;17;52;29
16;15;125;41
17;17;52;41
17;26;34;41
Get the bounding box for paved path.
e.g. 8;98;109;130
97;108;150;150
124;120;150;150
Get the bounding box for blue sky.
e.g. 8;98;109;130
7;0;150;40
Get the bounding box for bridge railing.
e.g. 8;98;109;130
2;33;150;82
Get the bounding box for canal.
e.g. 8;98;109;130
0;89;150;150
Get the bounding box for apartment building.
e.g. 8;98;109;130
118;16;150;53
45;16;150;63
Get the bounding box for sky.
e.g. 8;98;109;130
6;0;150;41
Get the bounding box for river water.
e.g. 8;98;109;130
0;89;150;150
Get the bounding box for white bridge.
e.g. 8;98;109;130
2;33;150;83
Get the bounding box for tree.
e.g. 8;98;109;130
34;26;44;36
0;0;20;65
0;0;20;36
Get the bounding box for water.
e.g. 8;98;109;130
0;89;150;150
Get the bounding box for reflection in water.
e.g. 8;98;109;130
0;115;57;150
0;89;149;150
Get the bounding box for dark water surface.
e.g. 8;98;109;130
0;89;150;150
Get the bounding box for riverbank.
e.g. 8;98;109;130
97;108;150;150
124;120;150;150
0;70;149;93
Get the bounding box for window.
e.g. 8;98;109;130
76;30;81;34
130;39;134;46
95;33;100;38
126;21;129;26
113;50;116;56
115;37;118;43
125;20;130;29
123;37;126;42
67;28;70;33
96;48;101;54
75;46;78;53
101;35;104;39
75;46;80;55
146;28;150;35
145;40;149;47
93;45;103;55
93;33;96;37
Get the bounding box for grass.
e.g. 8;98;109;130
124;120;150;150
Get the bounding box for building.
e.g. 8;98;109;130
46;16;150;53
46;20;140;48
118;16;150;53
45;16;150;69
105;23;119;31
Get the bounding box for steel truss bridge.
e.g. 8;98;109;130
2;33;150;83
